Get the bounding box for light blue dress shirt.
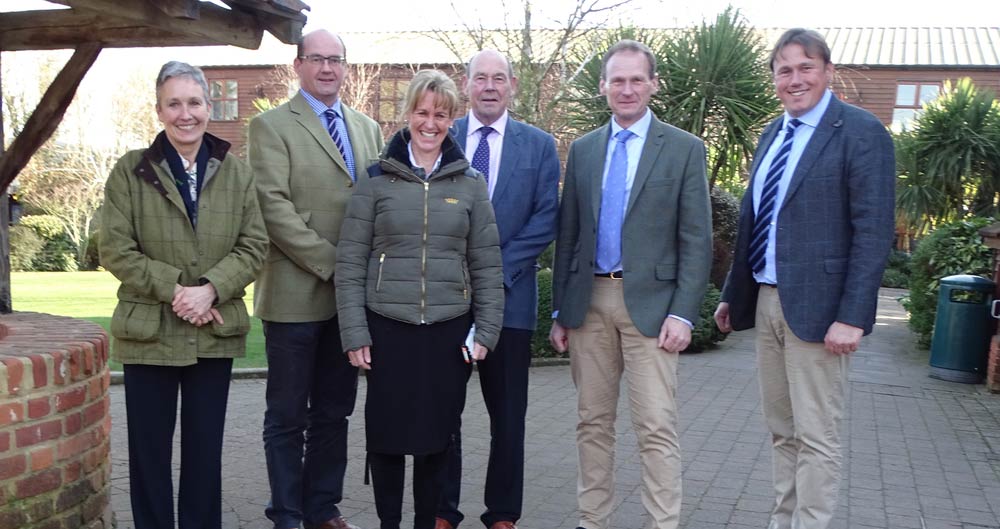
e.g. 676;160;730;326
751;89;833;285
300;89;356;177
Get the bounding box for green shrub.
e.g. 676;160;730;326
881;249;912;288
18;214;79;272
82;229;101;271
711;186;741;288
531;268;562;358
901;217;993;348
8;225;45;272
687;284;728;352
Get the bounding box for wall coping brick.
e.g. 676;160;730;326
0;312;113;529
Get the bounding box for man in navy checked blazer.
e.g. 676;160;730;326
715;29;895;529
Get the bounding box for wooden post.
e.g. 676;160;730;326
0;52;10;314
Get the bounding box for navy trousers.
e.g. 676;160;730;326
262;317;359;529
123;358;233;529
438;328;532;527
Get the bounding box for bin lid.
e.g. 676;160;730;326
940;274;995;289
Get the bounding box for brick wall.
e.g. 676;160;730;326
989;336;1000;393
0;312;113;529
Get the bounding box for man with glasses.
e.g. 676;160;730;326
249;29;384;529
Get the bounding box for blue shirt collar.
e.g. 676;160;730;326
610;107;652;141
784;89;832;129
299;88;342;118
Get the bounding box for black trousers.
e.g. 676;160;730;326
370;450;449;529
438;328;532;527
262;317;359;529
123;358;233;529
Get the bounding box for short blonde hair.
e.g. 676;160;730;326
403;69;460;118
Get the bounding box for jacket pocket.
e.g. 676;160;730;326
209;300;251;337
825;257;848;274
655;263;678;281
110;300;162;342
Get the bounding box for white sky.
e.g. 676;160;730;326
4;0;999;148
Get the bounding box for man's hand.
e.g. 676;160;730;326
549;320;569;353
172;283;217;322
347;345;372;370
824;321;863;355
658;317;691;353
714;302;732;333
472;342;489;361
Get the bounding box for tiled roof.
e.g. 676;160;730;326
196;27;1000;69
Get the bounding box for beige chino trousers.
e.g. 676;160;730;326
756;285;849;529
568;277;681;529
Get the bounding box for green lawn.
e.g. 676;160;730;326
10;271;267;370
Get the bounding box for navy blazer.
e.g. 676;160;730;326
452;116;560;331
721;96;896;342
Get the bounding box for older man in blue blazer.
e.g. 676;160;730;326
436;49;560;529
715;29;895;529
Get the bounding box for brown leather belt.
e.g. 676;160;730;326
595;271;624;279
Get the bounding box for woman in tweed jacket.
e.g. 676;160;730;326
99;61;267;529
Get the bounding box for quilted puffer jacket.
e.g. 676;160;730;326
335;128;504;352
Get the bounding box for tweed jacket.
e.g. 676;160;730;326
335;129;504;352
552;116;713;337
721;96;896;341
249;93;385;322
99;132;268;366
451;116;560;331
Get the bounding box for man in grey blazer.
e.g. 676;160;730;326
549;40;712;529
714;29;895;529
436;49;560;529
249;29;384;529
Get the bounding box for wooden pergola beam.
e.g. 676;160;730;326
0;10;233;51
51;0;263;49
0;43;103;193
148;0;201;19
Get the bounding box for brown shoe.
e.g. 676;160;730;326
312;516;361;529
434;518;455;529
489;522;517;529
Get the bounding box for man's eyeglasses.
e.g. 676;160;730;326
299;55;347;66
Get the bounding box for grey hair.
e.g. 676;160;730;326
465;49;515;80
155;61;210;106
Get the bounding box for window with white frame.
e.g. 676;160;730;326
210;80;239;121
891;82;941;132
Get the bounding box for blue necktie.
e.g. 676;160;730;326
325;109;355;181
471;126;494;184
596;129;634;272
748;118;802;275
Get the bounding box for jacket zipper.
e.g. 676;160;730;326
462;262;469;300
376;253;385;292
420;180;429;323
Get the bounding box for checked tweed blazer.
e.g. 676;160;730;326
721;96;896;342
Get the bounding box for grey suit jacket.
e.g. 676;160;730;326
721;96;895;342
249;92;384;322
452;116;560;331
552;116;713;337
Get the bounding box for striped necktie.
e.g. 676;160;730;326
324;109;354;180
748;118;801;275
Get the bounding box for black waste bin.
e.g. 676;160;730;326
929;274;995;383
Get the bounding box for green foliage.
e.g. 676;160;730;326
710;186;741;288
9;225;45;272
18;214;79;272
901;217;994;347
531;268;561;358
881;249;912;288
82;230;102;271
900;79;1000;234
688;284;728;352
561;9;779;189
